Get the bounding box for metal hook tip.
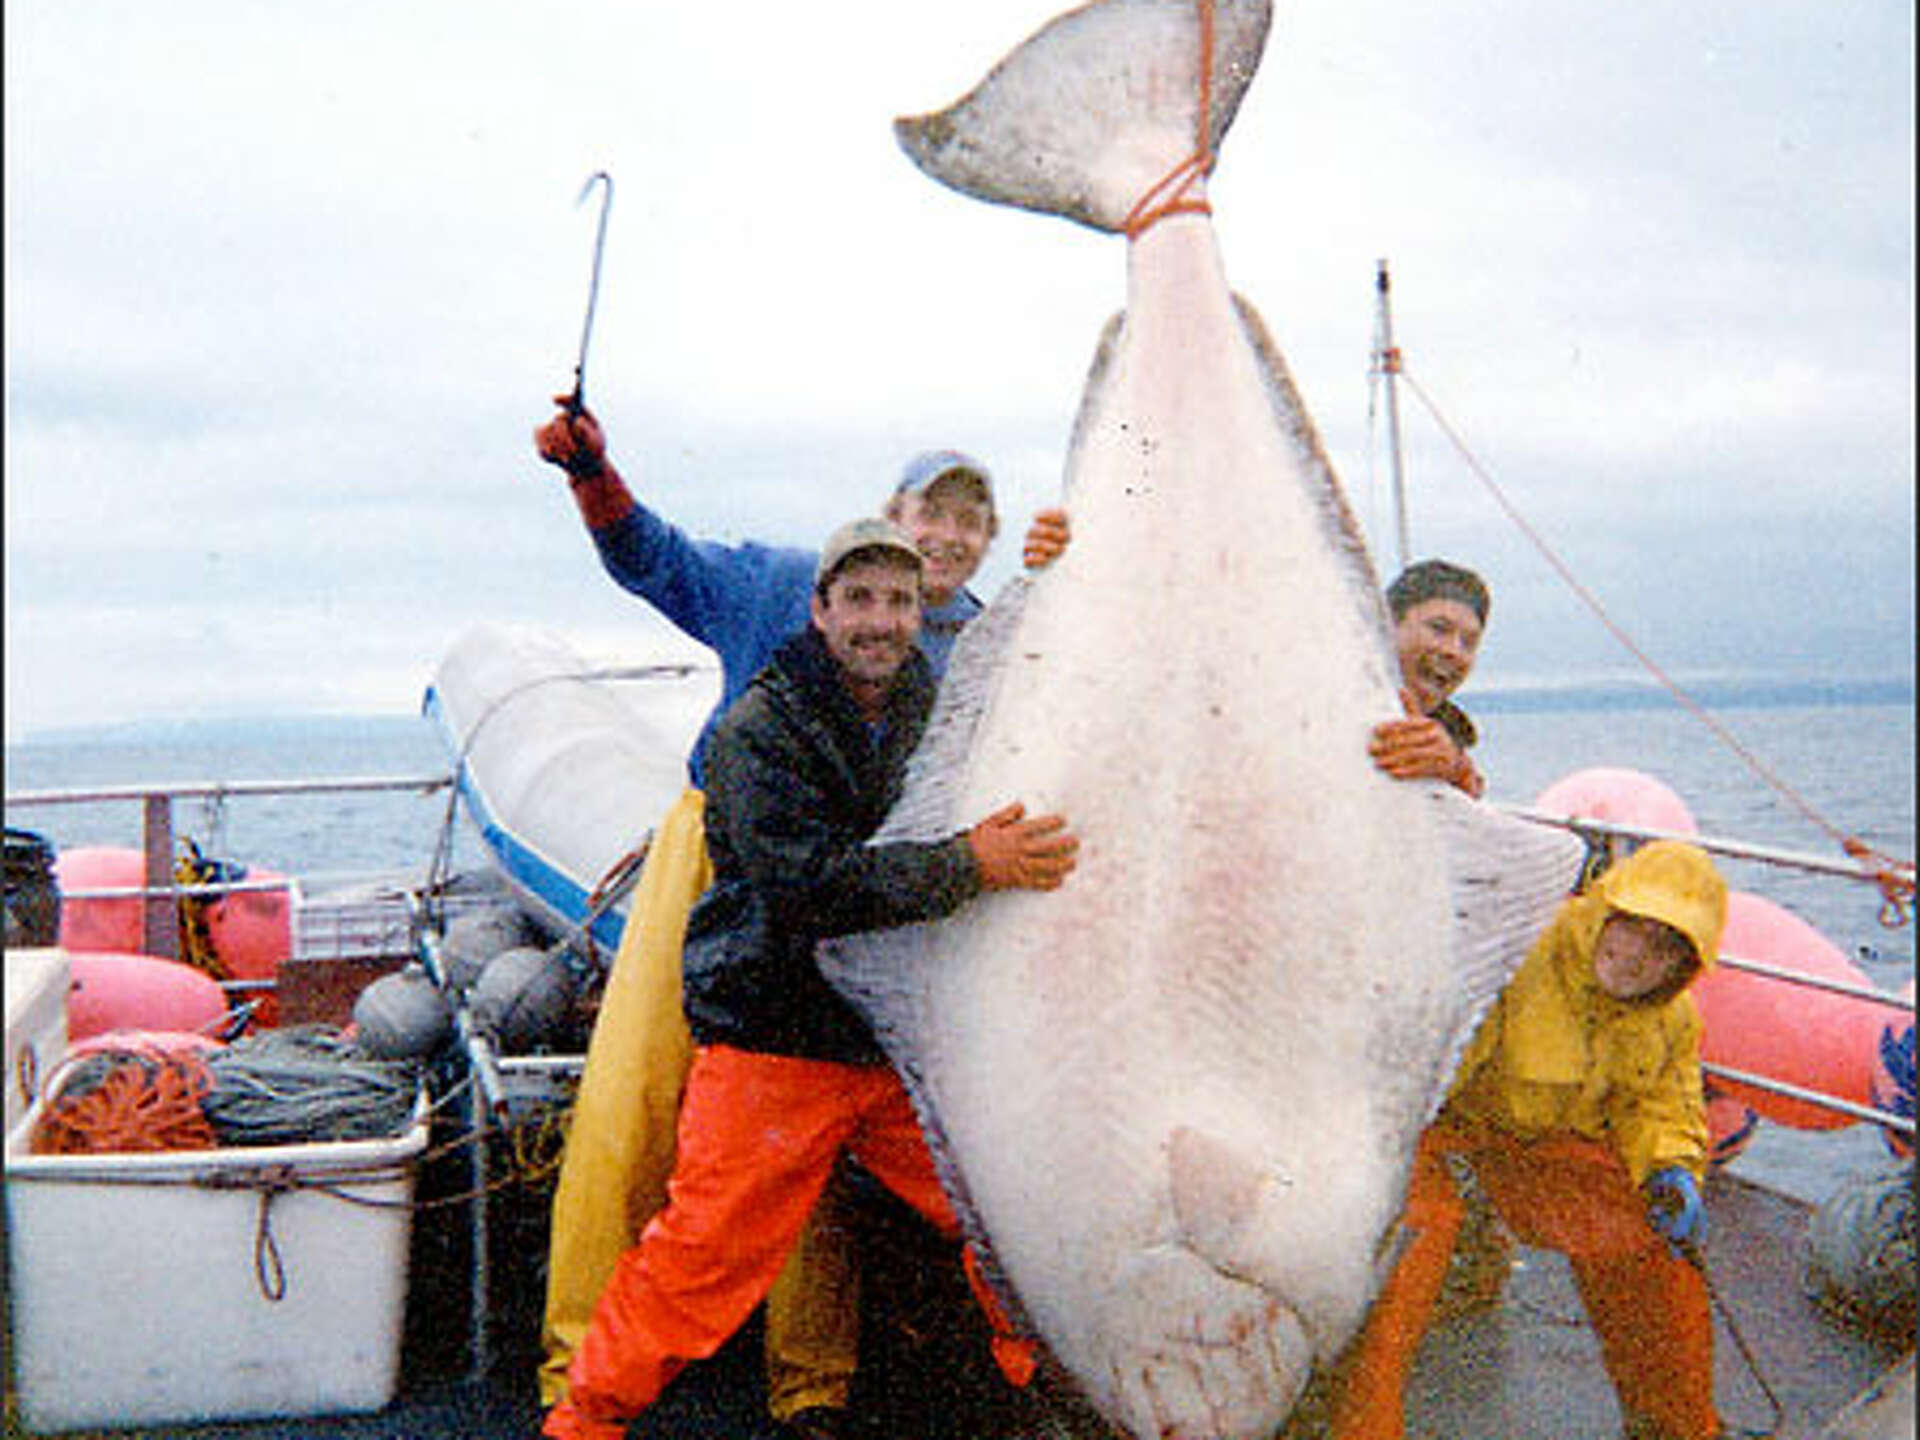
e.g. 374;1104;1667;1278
576;170;612;207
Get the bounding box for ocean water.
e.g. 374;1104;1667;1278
1475;699;1915;968
5;696;1914;1201
4;713;479;884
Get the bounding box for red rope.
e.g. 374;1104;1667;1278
32;1046;217;1155
1397;365;1915;928
1122;0;1218;238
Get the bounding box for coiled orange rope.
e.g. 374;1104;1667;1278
1122;0;1218;237
31;1047;217;1155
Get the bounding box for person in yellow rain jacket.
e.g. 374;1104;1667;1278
1329;839;1732;1440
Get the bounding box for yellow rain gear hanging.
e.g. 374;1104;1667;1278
539;787;860;1419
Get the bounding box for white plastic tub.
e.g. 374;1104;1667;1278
4;1082;429;1434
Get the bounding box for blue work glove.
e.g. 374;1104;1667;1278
1644;1166;1706;1257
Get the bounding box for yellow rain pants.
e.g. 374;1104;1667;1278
538;787;861;1420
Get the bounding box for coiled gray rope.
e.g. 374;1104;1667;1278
203;1026;419;1146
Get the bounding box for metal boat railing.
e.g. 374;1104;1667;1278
6;774;453;960
6;778;1912;1141
1499;804;1907;883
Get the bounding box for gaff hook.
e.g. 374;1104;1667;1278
566;171;614;417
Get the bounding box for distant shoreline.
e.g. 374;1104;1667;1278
6;711;443;748
8;675;1913;748
1471;675;1916;715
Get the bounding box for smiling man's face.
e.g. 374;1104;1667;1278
1393;597;1484;714
812;552;923;697
889;475;995;607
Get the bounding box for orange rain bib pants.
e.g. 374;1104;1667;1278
543;1045;962;1440
1330;1123;1719;1440
539;788;859;1418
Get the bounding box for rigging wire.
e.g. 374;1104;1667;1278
1393;363;1914;928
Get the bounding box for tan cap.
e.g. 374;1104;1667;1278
815;517;924;588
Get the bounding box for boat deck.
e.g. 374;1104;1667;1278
10;1139;1908;1440
1402;1175;1910;1440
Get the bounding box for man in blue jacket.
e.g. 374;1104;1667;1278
531;399;1064;1434
538;400;1021;780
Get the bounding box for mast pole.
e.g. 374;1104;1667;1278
1375;258;1411;571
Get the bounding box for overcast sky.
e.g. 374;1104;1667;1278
6;0;1913;739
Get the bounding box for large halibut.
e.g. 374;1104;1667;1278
822;3;1586;1436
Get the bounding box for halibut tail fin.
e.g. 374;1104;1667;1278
894;0;1274;234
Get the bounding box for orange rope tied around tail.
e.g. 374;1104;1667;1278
31;1046;217;1155
1396;365;1916;928
1122;0;1218;237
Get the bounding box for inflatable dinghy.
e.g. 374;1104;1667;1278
424;623;715;952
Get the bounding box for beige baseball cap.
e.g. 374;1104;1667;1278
814;517;925;588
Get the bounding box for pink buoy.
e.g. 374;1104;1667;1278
1869;979;1914;1160
1533;767;1699;836
66;951;231;1042
54;845;294;1027
1693;891;1884;1131
53;847;148;953
196;872;295;1028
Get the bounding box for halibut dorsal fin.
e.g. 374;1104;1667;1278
1428;790;1589;1118
1061;310;1128;505
1233;293;1394;647
871;571;1037;848
817;576;1044;1326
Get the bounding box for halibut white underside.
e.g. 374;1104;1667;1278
821;3;1584;1435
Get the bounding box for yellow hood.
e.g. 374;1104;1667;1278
1590;839;1728;977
